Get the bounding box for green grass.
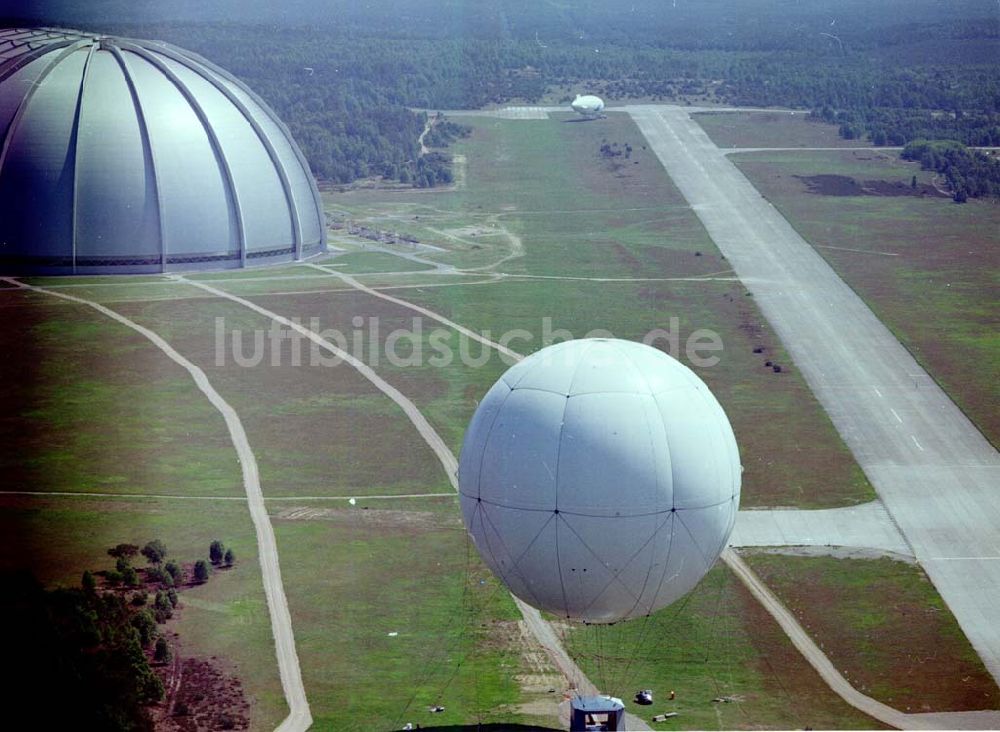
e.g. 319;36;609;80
693;111;870;149
0;493;287;730
322;251;437;274
329;112;721;278
268;496;553;731
743;553;1000;713
562;565;885;730
69;282;210;303
397;279;874;508
111;296;454;498
20;274;173;286
185;265;317;281
0;108;935;732
0;298;243;497
0;287;536;727
212;271;492;297
731;149;1000;446
319;113;874;508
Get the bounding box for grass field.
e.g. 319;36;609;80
743;552;1000;713
208;271;493;298
0;281;908;730
185;265;320;281
322;250;437;274
0;493;287;729
329;112;722;278
562;564;886;730
268;495;556;731
694;111;870;149
111;296;453;498
0;291;243;497
730;149;1000;446
10;280;211;304
325;112;875;508
401;278;877;509
0;282;555;728
2;107;991;730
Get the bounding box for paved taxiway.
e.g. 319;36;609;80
627;105;1000;684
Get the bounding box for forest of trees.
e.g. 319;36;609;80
812;106;1000;147
902;140;1000;201
424;116;473;149
1;537;236;730
10;0;999;186
3;572;164;731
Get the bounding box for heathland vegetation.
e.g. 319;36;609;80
2;537;235;731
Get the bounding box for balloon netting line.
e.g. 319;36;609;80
474;497;721;624
461;492;738;518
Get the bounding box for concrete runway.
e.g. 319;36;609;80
627;105;1000;685
732;502;912;557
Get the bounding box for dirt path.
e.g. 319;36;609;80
461;228;525;272
313;266;974;729
304;262;521;361
176;276;460;485
165;651;184;716
174;275;654;728
513;599;654;731
425;220;525;272
418;118;431;156
2;277;312;732
325;233;451;271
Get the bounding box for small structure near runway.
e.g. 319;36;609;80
569;695;625;731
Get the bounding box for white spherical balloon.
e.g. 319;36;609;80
459;339;740;623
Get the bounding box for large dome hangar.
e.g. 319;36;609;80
0;27;326;274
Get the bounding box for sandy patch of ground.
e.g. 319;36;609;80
273;505;459;531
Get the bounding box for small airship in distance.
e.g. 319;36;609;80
570;93;605;118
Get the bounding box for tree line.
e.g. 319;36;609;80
45;5;1000;187
3;570;165;731
902;140;1000;202
2;537;237;730
811;106;1000;148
